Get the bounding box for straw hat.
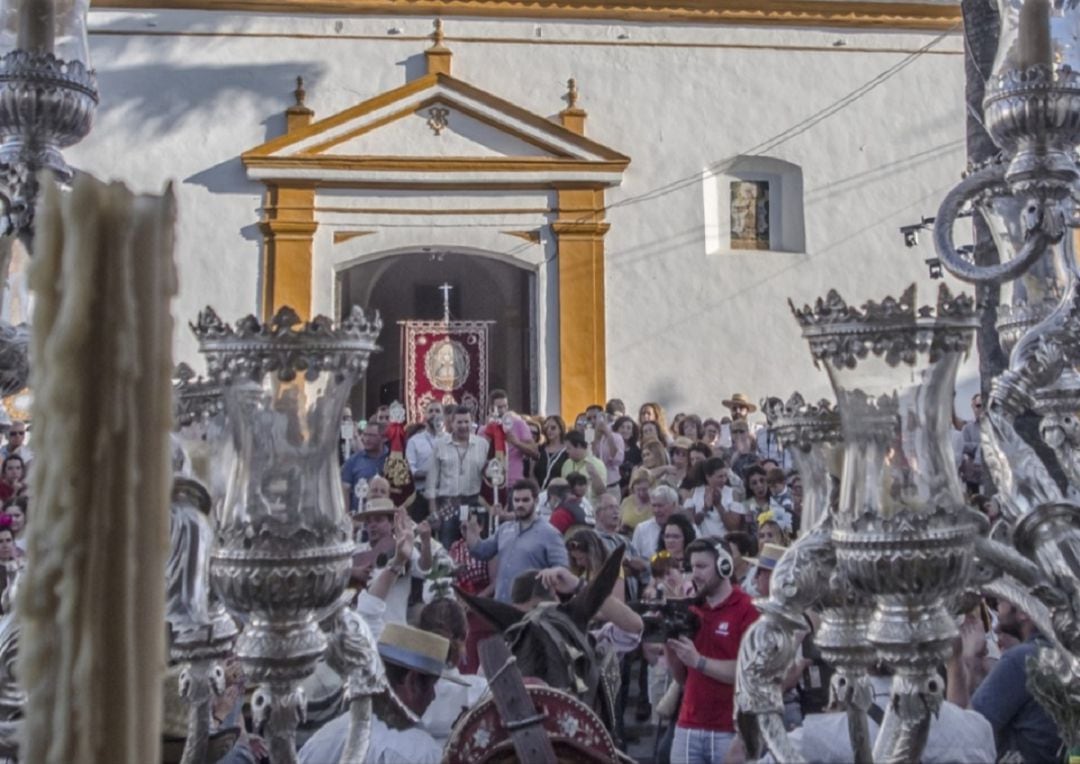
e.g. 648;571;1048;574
355;497;398;521
378;622;466;685
746;543;786;571
671;436;694;451
172;476;211;516
722;393;758;413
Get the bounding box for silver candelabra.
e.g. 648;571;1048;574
191;305;382;763
738;1;1080;760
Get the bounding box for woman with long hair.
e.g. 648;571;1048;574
669;414;686;442
614;415;642;494
687;442;711;472
640;438;678;487
620;468;653;530
678;414;705;441
656;513;697;569
668;437;692;492
684;457;738;538
4;497;26;554
0;456;26;503
640;420;668;448
533;414;569;489
638;402;670;442
566;528;623;600
741;464;771;537
757;516;790;548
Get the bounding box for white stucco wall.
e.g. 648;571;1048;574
69;7;980;419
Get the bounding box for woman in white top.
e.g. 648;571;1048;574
684;456;743;539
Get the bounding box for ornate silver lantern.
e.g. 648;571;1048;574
794;284;980;761
192;305;381;762
737;286;981;762
983;0;1080;199
736;395;851;761
738;1;1080;758
0;0;97;238
0;0;100;405
166;477;240;764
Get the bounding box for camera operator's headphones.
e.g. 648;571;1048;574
713;541;734;579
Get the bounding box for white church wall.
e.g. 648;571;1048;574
70;8;970;418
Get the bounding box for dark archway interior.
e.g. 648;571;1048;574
339;251;535;420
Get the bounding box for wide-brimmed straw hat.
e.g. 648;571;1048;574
172;476;211;516
745;542;786;571
722;393;757;413
354;497;398;521
378;622;466;685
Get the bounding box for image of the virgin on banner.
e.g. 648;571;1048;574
401;320;492;423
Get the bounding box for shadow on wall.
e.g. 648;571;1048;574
397;52;426;82
94;59;324;140
87;19;326;194
185;156;255;203
642;376;681;411
95;56;322;205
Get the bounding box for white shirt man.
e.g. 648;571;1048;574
632;485;679;560
426;407;489;504
426;406;490;548
406;402;447;496
761;674;995;763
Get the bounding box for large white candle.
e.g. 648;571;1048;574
17;174;176;764
16;0;54;53
1017;0;1053;70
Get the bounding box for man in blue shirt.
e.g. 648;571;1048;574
972;599;1062;763
465;478;569;602
341;422;388;511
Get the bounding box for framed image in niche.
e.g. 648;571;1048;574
730;180;770;250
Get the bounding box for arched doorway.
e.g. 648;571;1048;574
339;250;536;419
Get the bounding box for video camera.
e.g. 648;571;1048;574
630;599;701;643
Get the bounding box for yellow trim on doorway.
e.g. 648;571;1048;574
554;187;608;421
259;185;317;320
242;35;627;413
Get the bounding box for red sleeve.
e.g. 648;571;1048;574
550;508;571;534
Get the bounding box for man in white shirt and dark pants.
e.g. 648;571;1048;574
426;405;489;549
406;401;447;508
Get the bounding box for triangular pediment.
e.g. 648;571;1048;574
243;73;628;187
321;97;560;158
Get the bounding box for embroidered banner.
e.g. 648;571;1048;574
401;320;493;423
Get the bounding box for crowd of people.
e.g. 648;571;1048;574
0;421;31;608
0;383;1055;763
320;388;1059;764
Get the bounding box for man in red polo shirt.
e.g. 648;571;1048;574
665;538;759;764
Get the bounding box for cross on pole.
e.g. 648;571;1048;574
438;282;453;323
